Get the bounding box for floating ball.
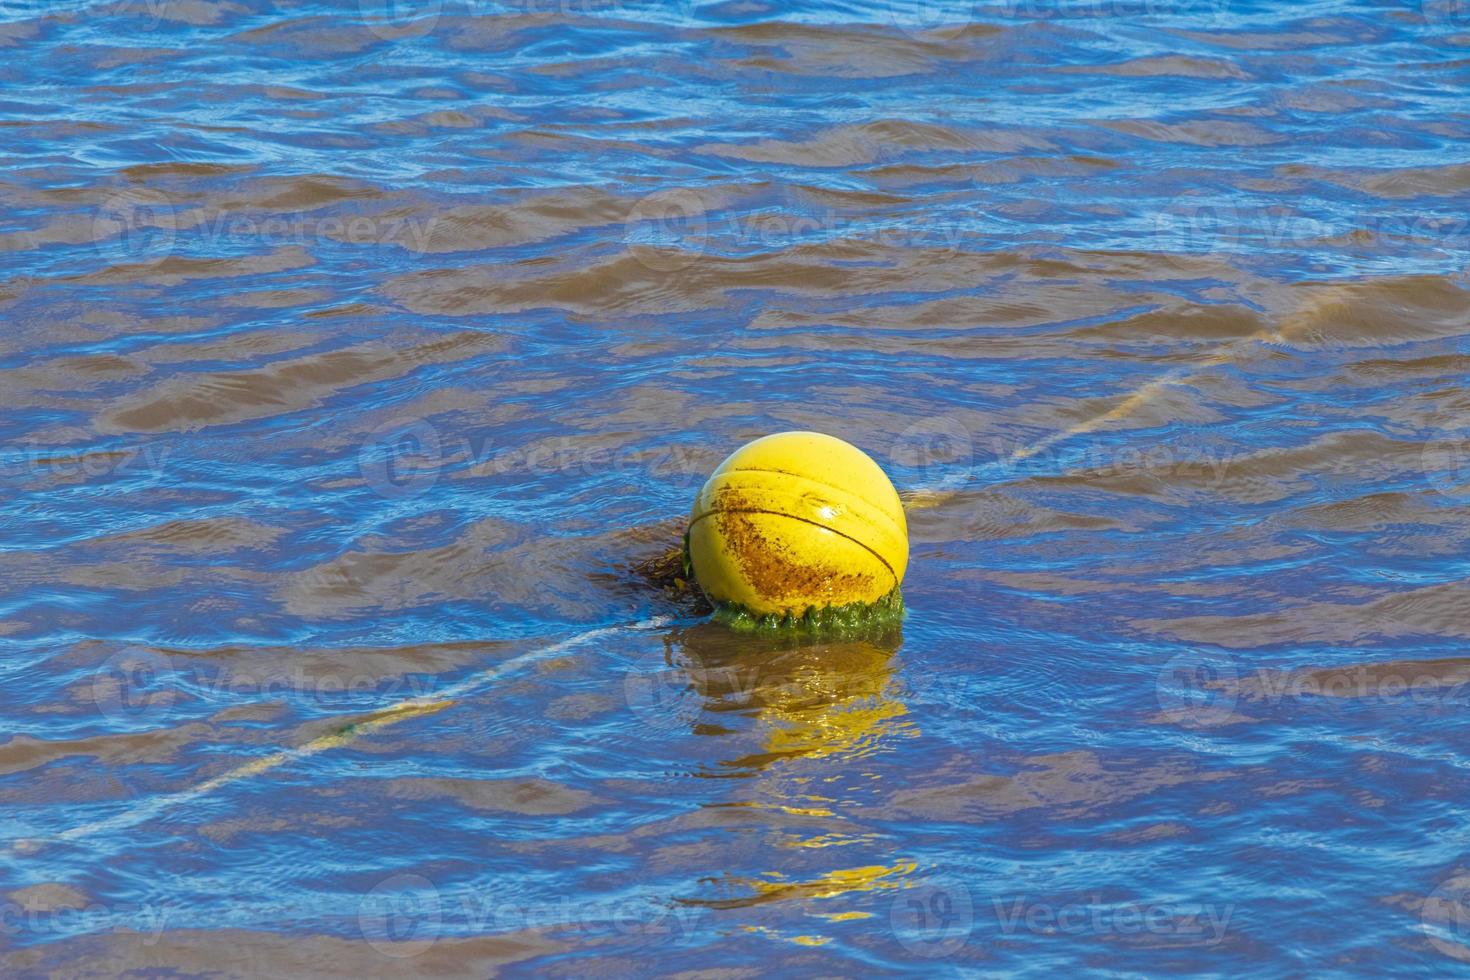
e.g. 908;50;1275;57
687;431;908;619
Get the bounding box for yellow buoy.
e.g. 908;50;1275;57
687;431;908;623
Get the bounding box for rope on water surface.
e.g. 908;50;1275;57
18;617;670;852
23;321;1317;850
902;321;1304;511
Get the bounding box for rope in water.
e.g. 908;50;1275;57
22;617;668;851
32;322;1304;849
905;321;1301;509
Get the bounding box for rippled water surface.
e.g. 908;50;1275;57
3;0;1470;974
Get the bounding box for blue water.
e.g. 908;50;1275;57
2;0;1470;974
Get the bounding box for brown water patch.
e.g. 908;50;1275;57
1069;304;1269;344
1102;118;1282;147
907;490;1131;545
1030;429;1426;505
397;190;633;253
974;568;1238;601
83;517;288;555
76;245;315;288
118;163;254;181
1139;580;1470;648
960;152;1119;185
878;750;1231;822
1061;55;1249;79
278;517;679;620
1328;162;1470;199
383;244;1236;320
129;328;328;367
1102;822;1192;844
710;21;1002;78
0;356;150;404
695;119;986;167
197;810;361;845
1269;275;1470;348
1276;82;1400;113
304;301;391;319
95;330;508;434
383;777;601;815
0;20;40;47
0;213;115;252
229;15;385;57
3;926;568;979
5;883;92;913
0;719;218;777
1281;491;1470;533
1235;657;1470;702
509;796;869;861
219;286;334;308
751;283;1147;333
1029;382;1229;439
1341;353;1470;381
150;639;510;695
1169;27;1364;50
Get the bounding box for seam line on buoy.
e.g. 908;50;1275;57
688;507;898;586
720;465;900;519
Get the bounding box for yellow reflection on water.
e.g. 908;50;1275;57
670;622;912;769
666;623;918;919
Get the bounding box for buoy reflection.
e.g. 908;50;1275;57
663;623;918;920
